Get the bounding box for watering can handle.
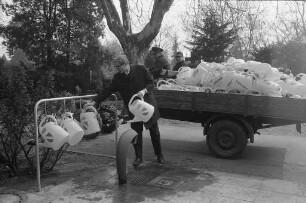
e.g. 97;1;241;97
166;79;177;84
128;94;143;107
62;112;74;120
177;67;184;72
156;80;168;88
83;106;98;115
39;115;57;133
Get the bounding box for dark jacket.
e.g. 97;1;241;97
95;64;160;129
173;60;189;71
150;55;171;79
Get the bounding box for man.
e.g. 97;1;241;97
173;51;188;71
149;46;171;80
94;55;165;167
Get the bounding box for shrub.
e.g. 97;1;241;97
0;60;75;176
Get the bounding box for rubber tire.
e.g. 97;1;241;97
206;120;247;158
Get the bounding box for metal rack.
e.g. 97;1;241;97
34;94;97;191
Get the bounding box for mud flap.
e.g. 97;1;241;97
116;129;137;184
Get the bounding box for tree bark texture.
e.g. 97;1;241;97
98;0;174;64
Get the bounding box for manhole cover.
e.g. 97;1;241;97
147;176;185;190
0;193;23;203
127;170;158;184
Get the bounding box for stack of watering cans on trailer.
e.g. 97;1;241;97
157;57;306;99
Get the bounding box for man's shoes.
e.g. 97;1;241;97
133;158;143;168
157;156;165;164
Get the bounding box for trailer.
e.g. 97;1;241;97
153;89;306;158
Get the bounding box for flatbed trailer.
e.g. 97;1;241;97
153;89;306;158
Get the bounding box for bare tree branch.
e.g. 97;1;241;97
120;0;132;33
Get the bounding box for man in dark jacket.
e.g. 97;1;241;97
173;51;188;71
95;55;165;167
149;46;171;80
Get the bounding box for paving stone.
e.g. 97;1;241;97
218;174;263;189
297;182;306;196
144;190;215;203
254;190;297;203
211;195;252;203
217;184;259;202
296;196;306;203
200;182;224;194
261;179;299;195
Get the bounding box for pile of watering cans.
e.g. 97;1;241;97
157;57;306;98
39;105;101;150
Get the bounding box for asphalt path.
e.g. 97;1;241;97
70;119;306;186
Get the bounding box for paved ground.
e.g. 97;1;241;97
1;163;306;202
1;121;306;202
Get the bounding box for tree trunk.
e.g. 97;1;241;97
98;0;174;65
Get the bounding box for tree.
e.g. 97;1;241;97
97;0;174;64
253;41;306;75
187;8;237;63
184;0;268;60
0;0;105;65
264;1;306;44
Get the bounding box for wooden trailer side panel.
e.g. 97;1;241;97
153;89;306;122
247;96;306;121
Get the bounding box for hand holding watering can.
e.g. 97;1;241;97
137;88;148;98
128;93;154;123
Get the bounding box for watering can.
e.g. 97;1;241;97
189;65;208;86
39;115;70;150
226;72;257;93
254;80;282;97
279;79;306;97
80;106;101;135
176;66;195;85
59;112;84;146
244;61;273;79
128;94;154;123
295;73;306;85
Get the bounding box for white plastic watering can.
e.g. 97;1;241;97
254;80;282;97
295;73;306;85
189;65;209;86
39;115;70;150
244;61;273;79
59;112;84;146
128;94;154;123
226;72;257;92
281;79;306;97
176;66;195;85
80;106;101;135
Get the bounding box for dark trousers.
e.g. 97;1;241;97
131;121;162;158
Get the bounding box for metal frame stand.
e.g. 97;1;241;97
34;94;96;191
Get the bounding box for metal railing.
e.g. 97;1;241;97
34;94;97;191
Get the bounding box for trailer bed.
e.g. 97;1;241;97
153;89;306;123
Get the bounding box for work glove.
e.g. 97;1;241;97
137;88;148;98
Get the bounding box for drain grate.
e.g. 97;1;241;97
127;170;158;184
0;192;23;203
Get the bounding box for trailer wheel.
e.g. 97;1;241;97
207;120;247;158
